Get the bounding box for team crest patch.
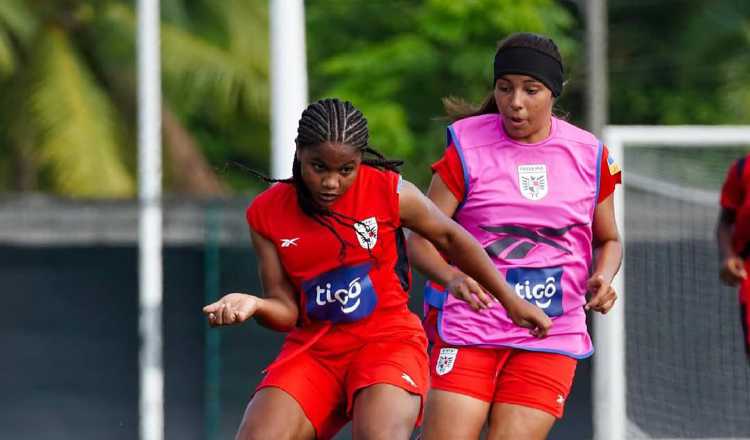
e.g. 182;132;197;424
354;217;378;250
436;347;458;376
518;164;548;201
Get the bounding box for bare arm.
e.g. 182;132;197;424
716;207;747;286
586;194;623;313
406;173;495;310
399;179;551;336
203;229;299;331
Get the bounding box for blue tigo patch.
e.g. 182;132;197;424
302;263;377;323
505;267;564;316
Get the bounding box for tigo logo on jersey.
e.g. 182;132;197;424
518;164;548;200
302;263;377;323
505;267;564;316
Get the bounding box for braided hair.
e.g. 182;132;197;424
248;98;403;259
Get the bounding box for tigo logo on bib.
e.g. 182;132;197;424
505;267;563;316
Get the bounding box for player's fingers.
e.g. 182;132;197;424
463;291;482;311
587;274;604;290
735;265;748;279
599;297;617;314
530;317;551;338
585;284;608;310
213;303;226;326
236;300;256;322
222;303;235;325
202;301;222;314
453;285;480;311
465;279;492;308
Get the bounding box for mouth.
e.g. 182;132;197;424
317;193;339;204
507;116;526;129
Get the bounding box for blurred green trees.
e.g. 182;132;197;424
307;0;577;187
0;0;267;197
0;0;748;197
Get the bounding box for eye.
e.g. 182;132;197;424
497;84;511;93
526;88;539;95
311;163;326;172
340;166;354;176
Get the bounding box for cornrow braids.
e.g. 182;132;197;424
241;98;403;260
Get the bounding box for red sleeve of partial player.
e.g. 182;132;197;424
431;142;465;204
720;161;744;210
598;145;622;203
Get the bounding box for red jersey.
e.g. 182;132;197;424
720;156;750;257
246;165;412;329
432;142;622;205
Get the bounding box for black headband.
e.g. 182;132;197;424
493;46;564;97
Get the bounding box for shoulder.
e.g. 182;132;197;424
552;117;600;148
246;182;295;224
449;113;500;133
732;155;750;180
448;114;503;149
358;164;401;190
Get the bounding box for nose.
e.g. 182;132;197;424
509;89;523;111
321;173;339;191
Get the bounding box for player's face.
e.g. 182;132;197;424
494;74;554;144
297;141;362;207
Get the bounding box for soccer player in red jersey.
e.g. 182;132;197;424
717;155;750;360
202;98;551;440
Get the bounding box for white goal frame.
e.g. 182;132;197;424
595;125;750;440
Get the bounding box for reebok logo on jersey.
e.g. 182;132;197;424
280;238;299;247
556;394;565;405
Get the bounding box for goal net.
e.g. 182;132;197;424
595;126;750;440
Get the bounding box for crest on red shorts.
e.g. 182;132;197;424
436;347;458;376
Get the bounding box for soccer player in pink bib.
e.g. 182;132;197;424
409;33;623;439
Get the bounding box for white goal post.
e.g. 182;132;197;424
594;125;750;440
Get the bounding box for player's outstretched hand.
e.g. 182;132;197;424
585;274;617;314
506;299;552;338
203;293;261;327
720;256;747;287
446;272;497;311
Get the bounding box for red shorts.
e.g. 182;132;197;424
429;336;577;418
257;328;428;440
739;272;750;355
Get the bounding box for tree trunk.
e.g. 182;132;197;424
162;106;226;196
